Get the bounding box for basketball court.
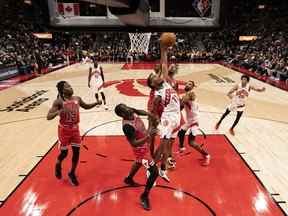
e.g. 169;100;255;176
0;0;288;215
0;62;287;215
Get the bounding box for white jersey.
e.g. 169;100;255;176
228;83;250;112
91;65;103;82
155;81;180;114
90;65;104;92
184;100;200;124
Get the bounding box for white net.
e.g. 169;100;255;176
128;32;152;54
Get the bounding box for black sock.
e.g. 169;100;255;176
188;132;195;144
143;165;158;196
100;92;106;105
218;108;230;124
178;129;186;149
231;111;243;129
57;149;68;164
70;146;80;174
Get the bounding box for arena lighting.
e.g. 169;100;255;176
258;5;265;9
32;33;53;39
239;36;258;41
24;0;32;5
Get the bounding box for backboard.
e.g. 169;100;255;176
46;0;222;31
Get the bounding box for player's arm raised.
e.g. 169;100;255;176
47;99;61;120
250;85;266;92
160;45;169;80
132;108;159;126
123;124;150;147
78;97;102;110
227;85;238;99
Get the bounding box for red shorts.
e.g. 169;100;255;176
58;124;81;149
133;144;148;163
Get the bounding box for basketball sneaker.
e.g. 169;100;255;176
179;147;186;153
124;177;141;187
158;169;170;182
68;172;79;186
202;154;211;166
140;193;151;211
55;163;62;179
229;128;235;136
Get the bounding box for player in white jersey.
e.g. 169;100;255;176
147;45;181;182
177;81;210;166
88;61;108;110
215;75;265;135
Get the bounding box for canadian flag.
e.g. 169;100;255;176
58;3;80;17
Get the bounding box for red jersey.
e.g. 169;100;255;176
122;114;148;162
147;89;164;117
122;114;146;139
59;99;80;126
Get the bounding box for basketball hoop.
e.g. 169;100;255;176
128;32;151;54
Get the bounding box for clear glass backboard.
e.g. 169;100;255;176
47;0;221;31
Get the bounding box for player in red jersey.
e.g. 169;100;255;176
115;103;159;211
47;81;102;186
147;64;163;157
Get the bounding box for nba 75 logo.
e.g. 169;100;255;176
0;90;49;112
192;0;211;17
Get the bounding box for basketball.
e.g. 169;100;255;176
160;32;176;47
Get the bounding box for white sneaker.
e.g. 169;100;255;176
104;105;109;110
179;147;186;153
158;169;170;182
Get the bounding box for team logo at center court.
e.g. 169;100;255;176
106;79;186;97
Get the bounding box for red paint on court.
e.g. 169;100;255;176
0;135;285;216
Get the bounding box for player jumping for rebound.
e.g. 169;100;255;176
178;80;210;166
215;75;265;135
88;60;108;110
47;81;102;186
147;45;181;182
114;103;159;211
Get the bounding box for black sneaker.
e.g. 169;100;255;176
68;172;79;186
55;163;62;179
140;193;150;211
124;177;141;187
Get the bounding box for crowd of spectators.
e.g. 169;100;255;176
0;0;287;82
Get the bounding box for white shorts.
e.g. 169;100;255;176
181;121;199;136
159;112;181;139
227;103;245;112
91;79;104;93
